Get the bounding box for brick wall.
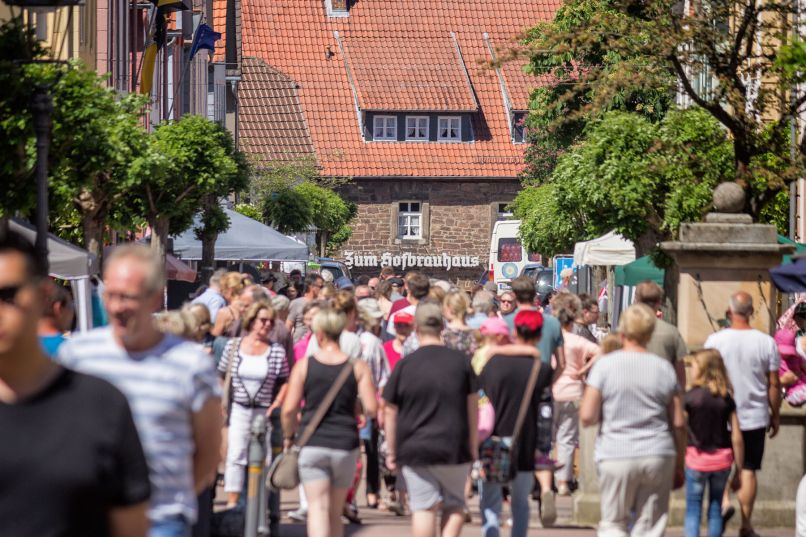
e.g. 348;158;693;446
337;178;521;281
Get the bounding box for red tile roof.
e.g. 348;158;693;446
212;0;226;61
239;57;316;164
238;0;561;178
342;36;478;112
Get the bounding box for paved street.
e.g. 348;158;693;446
263;486;797;537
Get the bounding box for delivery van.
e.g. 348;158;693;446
489;220;542;290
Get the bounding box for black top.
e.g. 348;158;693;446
0;368;151;537
685;386;736;452
478;354;552;471
382;344;477;466
300;356;360;450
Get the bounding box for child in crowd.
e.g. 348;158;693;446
684;349;744;537
780;329;806;407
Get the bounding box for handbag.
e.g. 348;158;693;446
220;338;241;419
267;357;356;490
479;357;541;483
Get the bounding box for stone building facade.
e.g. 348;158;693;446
224;0;561;281
339;178;521;281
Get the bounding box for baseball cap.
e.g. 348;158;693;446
415;302;443;330
480;317;511;340
394;311;414;325
514;309;543;331
389;277;404;287
775;328;798;356
335;276;354;290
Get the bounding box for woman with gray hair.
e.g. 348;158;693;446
282;308;377;537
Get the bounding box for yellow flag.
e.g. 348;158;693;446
140;43;158;95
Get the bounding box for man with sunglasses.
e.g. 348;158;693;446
58;244;222;537
0;231;151;537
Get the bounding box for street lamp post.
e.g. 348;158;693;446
31;84;52;270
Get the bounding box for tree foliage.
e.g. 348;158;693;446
521;0;803;214
513;107;747;259
129;114;249;260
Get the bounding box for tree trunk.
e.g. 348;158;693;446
662;260;679;326
200;196;218;283
82;211;105;265
149;215;170;265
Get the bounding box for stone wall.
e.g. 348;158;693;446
337;178;521;281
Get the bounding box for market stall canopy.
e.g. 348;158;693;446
615;255;665;287
166;254;197;282
172;208;309;261
10;219;98;278
777;234;806;263
770;257;806;292
573;231;636;266
10;219;96;332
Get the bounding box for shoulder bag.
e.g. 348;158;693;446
220;337;242;419
479;357;541;483
267;357;356;490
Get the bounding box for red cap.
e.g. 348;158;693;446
394;312;414;325
514;309;543;331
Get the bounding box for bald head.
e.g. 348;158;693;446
729;291;754;318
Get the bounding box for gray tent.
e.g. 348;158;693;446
172;208;309;261
10;219;98;332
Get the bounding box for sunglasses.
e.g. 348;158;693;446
501;299;514;304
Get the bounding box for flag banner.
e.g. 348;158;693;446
140;43;158;95
189;23;222;60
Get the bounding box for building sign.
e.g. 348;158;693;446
344;251;481;272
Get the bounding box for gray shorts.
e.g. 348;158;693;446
298;446;359;489
401;463;471;512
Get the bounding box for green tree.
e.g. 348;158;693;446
523;0;803;214
129;115;249;262
513;107;738;260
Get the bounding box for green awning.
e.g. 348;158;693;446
778;234;806;263
615;255;664;287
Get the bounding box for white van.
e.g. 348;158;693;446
489;220;542;290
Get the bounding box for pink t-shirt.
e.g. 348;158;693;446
780;354;806;396
685;446;734;472
293;332;312;363
553;330;600;402
383;340;402;371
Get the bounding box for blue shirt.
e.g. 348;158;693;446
504;308;564;365
39;334;67;357
191;288;227;323
57;327;220;523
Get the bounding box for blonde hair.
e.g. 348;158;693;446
601;332;623;354
155;310;195;339
319;283;337;302
105;244;165;294
242;301;275;333
181;303;211;341
444;290;470;321
687;349;732;398
333;290;357;317
312;308;346;341
220;271;247;296
618;303;656;346
428;285;446;304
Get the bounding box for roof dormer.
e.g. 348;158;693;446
326;0;350;17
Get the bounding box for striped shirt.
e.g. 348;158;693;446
218;338;288;407
57;327;220;523
586;350;678;462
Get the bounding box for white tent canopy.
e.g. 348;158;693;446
172;208;309;261
573;231;636;266
10;219;97;332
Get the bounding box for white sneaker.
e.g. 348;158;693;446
557;483;571;496
288;508;307;522
540;491;556;527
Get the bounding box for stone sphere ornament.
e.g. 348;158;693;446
712;182;746;214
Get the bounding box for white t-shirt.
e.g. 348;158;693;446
238;350;271;399
305;330;362;359
704;328;780;430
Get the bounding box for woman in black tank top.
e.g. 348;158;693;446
281;307;377;537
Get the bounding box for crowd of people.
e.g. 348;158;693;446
0;228;803;537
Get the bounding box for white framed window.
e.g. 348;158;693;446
497;202;513;221
438;116;461;141
373;115;397;141
405;116;429;140
397;201;422;239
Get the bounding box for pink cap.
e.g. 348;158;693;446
480;317;511;340
775;329;798;357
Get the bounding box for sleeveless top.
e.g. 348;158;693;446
299;355;360;451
